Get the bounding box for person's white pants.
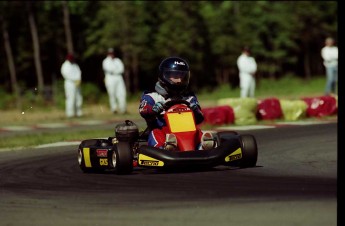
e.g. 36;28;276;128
325;66;338;95
239;73;256;98
64;80;83;117
104;75;127;113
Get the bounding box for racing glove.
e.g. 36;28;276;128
190;102;199;111
190;102;204;124
152;102;164;114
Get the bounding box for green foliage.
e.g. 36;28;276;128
197;75;326;102
81;82;103;104
256;75;325;99
0;88;16;109
53;80;66;110
0;1;338;101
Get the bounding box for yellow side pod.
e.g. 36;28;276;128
83;148;92;167
224;148;242;162
138;154;164;167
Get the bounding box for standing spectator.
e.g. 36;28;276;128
237;46;257;98
102;48;127;114
60;53;83;118
321;37;338;95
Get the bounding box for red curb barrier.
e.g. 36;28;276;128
202;105;234;125
302;95;338;118
256;97;283;120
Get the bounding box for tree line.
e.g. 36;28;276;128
0;1;337;108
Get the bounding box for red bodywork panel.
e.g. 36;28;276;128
164;104;199;151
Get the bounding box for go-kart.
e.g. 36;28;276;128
77;99;258;174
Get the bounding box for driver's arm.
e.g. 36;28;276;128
192;105;204;125
139;92;166;118
185;95;204;125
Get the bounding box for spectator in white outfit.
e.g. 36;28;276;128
60;53;83;118
102;48;127;114
321;37;338;95
237;46;257;98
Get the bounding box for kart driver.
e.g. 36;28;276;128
139;56;215;151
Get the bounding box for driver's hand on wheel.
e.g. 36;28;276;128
152;102;164;114
190;102;199;111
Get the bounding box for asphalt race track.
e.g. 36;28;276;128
0;122;337;226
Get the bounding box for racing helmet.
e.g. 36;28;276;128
158;57;190;95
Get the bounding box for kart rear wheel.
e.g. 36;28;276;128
239;134;258;168
78;147;94;173
113;141;133;175
109;150;117;170
78;139;108;173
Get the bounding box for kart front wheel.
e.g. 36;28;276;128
239;134;258;168
216;131;239;145
112;141;133;175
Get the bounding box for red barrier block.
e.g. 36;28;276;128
302;96;338;117
201;105;234;125
256;98;282;120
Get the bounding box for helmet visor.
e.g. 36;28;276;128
163;70;190;86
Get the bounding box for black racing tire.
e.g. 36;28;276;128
109;150;117;170
113;141;133;175
77;146;94;173
239;134;258;168
216;131;239;145
78;139;108;174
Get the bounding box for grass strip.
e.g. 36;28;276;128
0;129;112;149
